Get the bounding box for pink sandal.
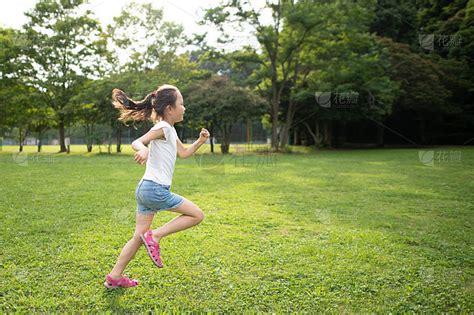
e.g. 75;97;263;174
140;230;163;268
104;274;139;289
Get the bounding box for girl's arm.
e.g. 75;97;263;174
176;138;204;159
131;128;166;165
177;128;210;159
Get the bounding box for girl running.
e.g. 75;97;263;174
104;84;209;289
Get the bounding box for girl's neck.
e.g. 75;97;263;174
162;117;174;126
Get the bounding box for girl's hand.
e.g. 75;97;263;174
198;128;210;143
134;147;149;165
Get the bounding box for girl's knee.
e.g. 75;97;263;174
189;202;204;222
194;209;205;223
132;232;144;242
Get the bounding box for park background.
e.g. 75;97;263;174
1;0;473;313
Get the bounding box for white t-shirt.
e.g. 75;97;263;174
142;120;178;186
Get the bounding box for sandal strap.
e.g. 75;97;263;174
107;274;138;287
118;276;136;286
145;232;160;252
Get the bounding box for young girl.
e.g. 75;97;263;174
104;84;209;289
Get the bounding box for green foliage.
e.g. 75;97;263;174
370;0;418;46
379;37;454;114
107;2;187;71
20;0;109;151
186;75;265;153
0;28;28;130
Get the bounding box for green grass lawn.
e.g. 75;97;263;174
1;145;473;312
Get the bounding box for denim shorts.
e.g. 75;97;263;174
135;179;185;214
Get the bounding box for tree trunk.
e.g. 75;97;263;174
303;122;318;148
323;120;333;147
58;119;67;152
293;127;299;145
246;119;251;146
86;125;93;153
315;120;321;147
19;128;24;152
37;130;42;152
279;99;297;149
311;119;324;147
116;123;122;153
376;123;385;147
221;143;229;154
209;123;214;154
271;100;279;151
220;126;231;154
107;124;112;154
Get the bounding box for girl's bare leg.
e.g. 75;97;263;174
151;198;204;242
109;212;154;279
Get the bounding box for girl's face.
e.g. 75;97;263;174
168;90;185;123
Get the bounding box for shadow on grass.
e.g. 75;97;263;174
102;287;128;312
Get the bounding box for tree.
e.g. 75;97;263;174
273;1;398;148
186;75;264;154
419;0;474;143
107;2;187;71
22;0;108;152
370;0;418;46
27;96;55;152
202;0;321;151
0;27;40;151
370;0;473;144
0;27;22;132
379;37;455;143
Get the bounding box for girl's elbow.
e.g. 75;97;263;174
132;139;146;151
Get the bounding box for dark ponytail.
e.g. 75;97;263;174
112;85;178;124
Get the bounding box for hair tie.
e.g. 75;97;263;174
151;91;157;97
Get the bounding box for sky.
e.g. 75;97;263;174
0;0;262;51
0;0;216;32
